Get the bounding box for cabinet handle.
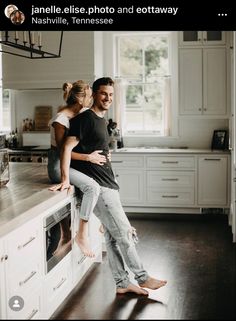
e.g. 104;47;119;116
77;255;86;265
233;178;236;182
203;108;207;111
18;236;36;250
115;174;119;178
53;277;66;291
162;195;179;198
111;161;123;163
19;271;37;286
27;308;38;320
162;161;178;164
161;178;179;181
204;158;221;161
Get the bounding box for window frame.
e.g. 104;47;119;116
103;31;179;138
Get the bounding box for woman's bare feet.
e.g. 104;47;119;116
74;234;95;257
139;277;167;290
116;283;149;296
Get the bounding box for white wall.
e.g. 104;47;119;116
2;31;95;89
123;118;229;149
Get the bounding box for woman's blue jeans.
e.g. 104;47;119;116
47;149;100;221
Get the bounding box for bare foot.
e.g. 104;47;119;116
139;277;167;290
74;234;95;258
116;283;149;296
53;240;72;259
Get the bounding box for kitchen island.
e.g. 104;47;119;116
0;163;102;320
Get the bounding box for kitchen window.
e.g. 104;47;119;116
112;31;178;137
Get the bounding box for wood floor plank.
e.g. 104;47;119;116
52;214;236;320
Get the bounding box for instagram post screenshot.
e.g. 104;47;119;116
0;0;235;320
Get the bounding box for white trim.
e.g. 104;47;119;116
103;31;179;139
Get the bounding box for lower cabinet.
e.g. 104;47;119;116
0;195;103;320
198;156;229;205
42;254;72;319
0;217;43;320
111;152;230;212
111;155;145;205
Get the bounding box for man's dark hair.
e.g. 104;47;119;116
92;77;114;93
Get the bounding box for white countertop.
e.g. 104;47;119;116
112;147;230;154
0;163;72;238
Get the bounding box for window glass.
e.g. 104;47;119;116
115;32;175;136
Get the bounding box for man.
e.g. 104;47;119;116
58;77;167;295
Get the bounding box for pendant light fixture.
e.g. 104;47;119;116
0;31;63;59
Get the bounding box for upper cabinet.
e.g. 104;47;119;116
179;31;226;47
179;47;227;116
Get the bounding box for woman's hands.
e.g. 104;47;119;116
87;150;107;165
49;180;73;193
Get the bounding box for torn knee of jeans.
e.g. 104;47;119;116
128;226;139;244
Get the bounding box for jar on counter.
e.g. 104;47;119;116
0;150;10;187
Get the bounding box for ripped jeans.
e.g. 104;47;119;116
94;187;149;288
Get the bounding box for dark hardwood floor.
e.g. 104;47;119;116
52;213;236;320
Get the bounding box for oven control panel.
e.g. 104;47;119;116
9;152;48;163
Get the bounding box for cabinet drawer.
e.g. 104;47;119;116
147;188;194;205
147;171;195;188
8;261;41;298
146;156;195;169
43;255;72;316
6;220;41;266
111;155;144;168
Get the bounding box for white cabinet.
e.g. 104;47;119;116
179;31;226;46
146;155;196;206
0;217;43;320
111;151;230;213
111;155;145;206
179;48;227;116
198;156;229;206
42;254;72;319
0;240;7;318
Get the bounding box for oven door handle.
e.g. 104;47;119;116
44;211;71;231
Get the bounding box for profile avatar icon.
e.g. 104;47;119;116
12;299;20;308
10;10;25;25
4;4;18;18
8;295;24;311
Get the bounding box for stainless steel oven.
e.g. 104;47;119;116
43;202;72;274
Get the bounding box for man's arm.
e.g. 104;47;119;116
49;136;107;192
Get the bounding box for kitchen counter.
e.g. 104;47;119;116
0;163;71;238
112;147;231;154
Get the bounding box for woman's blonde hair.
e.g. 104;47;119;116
62;80;89;105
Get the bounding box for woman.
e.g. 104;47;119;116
48;80;106;257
